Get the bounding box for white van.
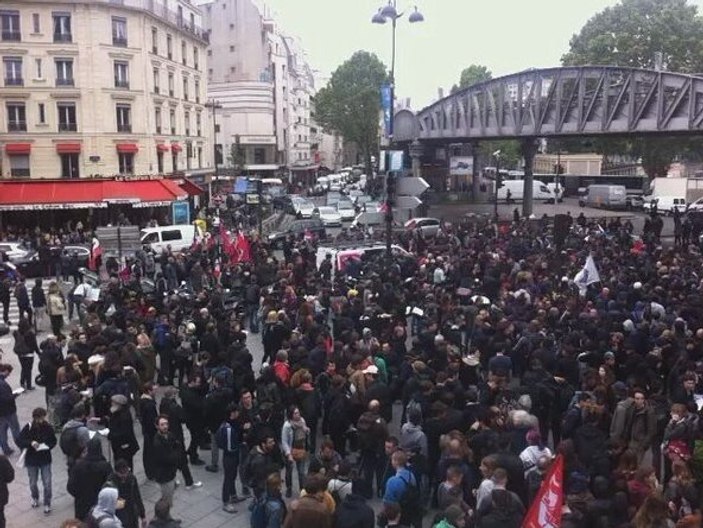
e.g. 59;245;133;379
582;185;627;209
643;196;687;215
141;225;196;253
496;180;553;202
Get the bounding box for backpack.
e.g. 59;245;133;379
398;473;422;517
249;493;269;528
84;509;110;528
404;398;423;425
329;480;351;507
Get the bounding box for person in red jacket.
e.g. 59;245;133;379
273;350;291;386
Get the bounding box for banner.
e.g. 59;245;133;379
522;454;564;528
573;254;601;296
381;83;392;137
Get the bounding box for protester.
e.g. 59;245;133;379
17;407;56;514
0;454;12;528
87;487;123;528
105;459;146;528
67;437;112;520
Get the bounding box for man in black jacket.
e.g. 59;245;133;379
158;387;201;490
204;375;234;473
152;415;181;506
138;383;158;480
245;433;281;498
0;453;13;528
0;364;20;456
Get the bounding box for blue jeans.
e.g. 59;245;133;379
0;413;20;454
246;305;260;333
27;464;52;505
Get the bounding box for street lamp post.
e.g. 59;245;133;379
205;99;223;206
493;150;501;219
372;1;424;257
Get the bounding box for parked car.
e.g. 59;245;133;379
14;245;90;278
625;195;644;209
267;218;326;248
314;206;343;227
336;200;356;221
0;242;31;263
405;217;441;237
292;197;316;218
326;191;343;207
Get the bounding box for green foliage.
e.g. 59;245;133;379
227;140;244;173
562;0;703;179
459;64;492;89
480;141;521;169
313;51;388;169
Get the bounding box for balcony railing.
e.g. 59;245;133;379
113;36;128;47
1;30;21;42
8;121;27;132
117;123;132;133
114;79;129;89
53;32;72;43
5;77;23;86
10;169;30;178
58;122;77;132
56;78;74;86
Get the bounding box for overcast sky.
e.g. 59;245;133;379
256;0;703;110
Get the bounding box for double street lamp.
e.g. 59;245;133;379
372;1;424;255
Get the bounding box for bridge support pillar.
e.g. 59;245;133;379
469;142;480;201
521;139;539;218
409;139;423;180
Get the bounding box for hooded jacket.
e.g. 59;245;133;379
90;487;123;528
333;493;375;528
399;422;428;459
67;437;112;520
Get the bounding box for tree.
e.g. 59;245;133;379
313;51;388;177
562;0;703;178
459;64;492;89
227;135;244;173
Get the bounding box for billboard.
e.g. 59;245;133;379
449;156;473;176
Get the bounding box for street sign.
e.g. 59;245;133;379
396;196;422;209
397;176;430;196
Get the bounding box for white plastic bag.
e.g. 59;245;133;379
16;449;26;469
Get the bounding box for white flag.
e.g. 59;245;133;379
574;254;600;296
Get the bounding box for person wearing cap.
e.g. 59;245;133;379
364;365;392;424
107;394;139;470
17;407;56;515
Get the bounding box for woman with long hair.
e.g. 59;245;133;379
281;405;310;498
632;493;674;528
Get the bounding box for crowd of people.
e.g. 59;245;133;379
0;209;702;528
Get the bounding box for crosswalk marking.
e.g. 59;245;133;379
4;280;75;331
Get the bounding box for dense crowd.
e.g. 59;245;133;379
0;210;702;528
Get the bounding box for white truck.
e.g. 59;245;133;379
496;180;554;202
643;178;689;214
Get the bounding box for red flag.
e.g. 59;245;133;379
234;232;252;263
88;240;102;271
522;454;564;528
219;224;235;259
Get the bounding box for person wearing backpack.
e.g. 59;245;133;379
250;472;287;528
60;404;90;469
216;404;244;513
67;437;112;520
383;450;422;528
86;487;123;528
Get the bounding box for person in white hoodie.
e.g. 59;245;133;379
88;487;123;528
519;430;552;477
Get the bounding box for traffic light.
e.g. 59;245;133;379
386;173;397;206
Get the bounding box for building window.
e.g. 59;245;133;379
168;72;174;97
207;50;212;57
186;142;192;169
151;27;158;54
118;152;134;174
193;48;199;70
184;111;190;136
60;153;79;178
9;154;29;178
182;76;188;100
38;103;45;124
196;112;201;136
230;45;235;52
153;68;160;93
254;148;265;164
57;102;77;132
6;103;26;131
35;58;42;79
114;61;129;88
170;109;176;135
155;107;162;134
230;67;235;73
194;80;200;103
157;151;164;173
229;23;234;29
197;146;202;168
181;40;186;66
52;12;71;42
116;104;131;132
172;152;178;172
3;57;23;86
1;11;21;41
112;17;127;46
166;34;172;60
55;59;74;86
32;13;40;34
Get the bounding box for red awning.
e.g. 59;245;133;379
171;143;182;153
56;143;81;154
156;143;170;152
0;178;188;211
176;178;204;196
5;143;31;155
116;143;139;154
